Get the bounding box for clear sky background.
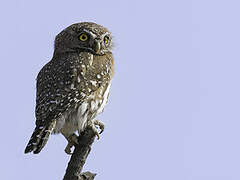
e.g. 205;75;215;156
1;0;240;179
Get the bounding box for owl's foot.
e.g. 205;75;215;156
65;133;78;155
94;120;105;134
88;120;105;140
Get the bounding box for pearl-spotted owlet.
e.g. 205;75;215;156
24;22;114;154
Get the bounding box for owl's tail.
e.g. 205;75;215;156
24;121;56;154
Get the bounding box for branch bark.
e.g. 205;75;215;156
63;127;97;180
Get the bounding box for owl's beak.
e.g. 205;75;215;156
93;40;101;54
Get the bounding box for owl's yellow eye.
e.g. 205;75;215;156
104;36;110;45
79;33;88;41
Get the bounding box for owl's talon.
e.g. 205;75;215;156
88;120;104;140
65;144;73;155
91;124;100;140
69;134;79;145
64;133;79;155
94;120;105;134
96;132;100;140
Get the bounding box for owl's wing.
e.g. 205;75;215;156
36;60;80;121
25;57;86;154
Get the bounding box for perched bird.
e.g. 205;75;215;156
24;22;114;154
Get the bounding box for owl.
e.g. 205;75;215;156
24;22;114;154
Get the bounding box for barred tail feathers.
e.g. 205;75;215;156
24;121;56;154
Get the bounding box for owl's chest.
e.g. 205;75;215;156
54;52;113;134
66;82;111;133
88;82;111;117
74;52;113;115
54;82;111;134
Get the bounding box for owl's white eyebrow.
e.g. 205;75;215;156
83;30;97;38
101;32;111;38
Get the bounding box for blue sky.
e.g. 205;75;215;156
1;0;240;179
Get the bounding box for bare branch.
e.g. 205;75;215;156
63;127;97;180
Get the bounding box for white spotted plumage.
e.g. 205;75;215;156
25;22;114;154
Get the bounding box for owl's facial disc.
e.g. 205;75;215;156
54;22;113;56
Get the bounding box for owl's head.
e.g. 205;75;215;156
54;22;113;56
